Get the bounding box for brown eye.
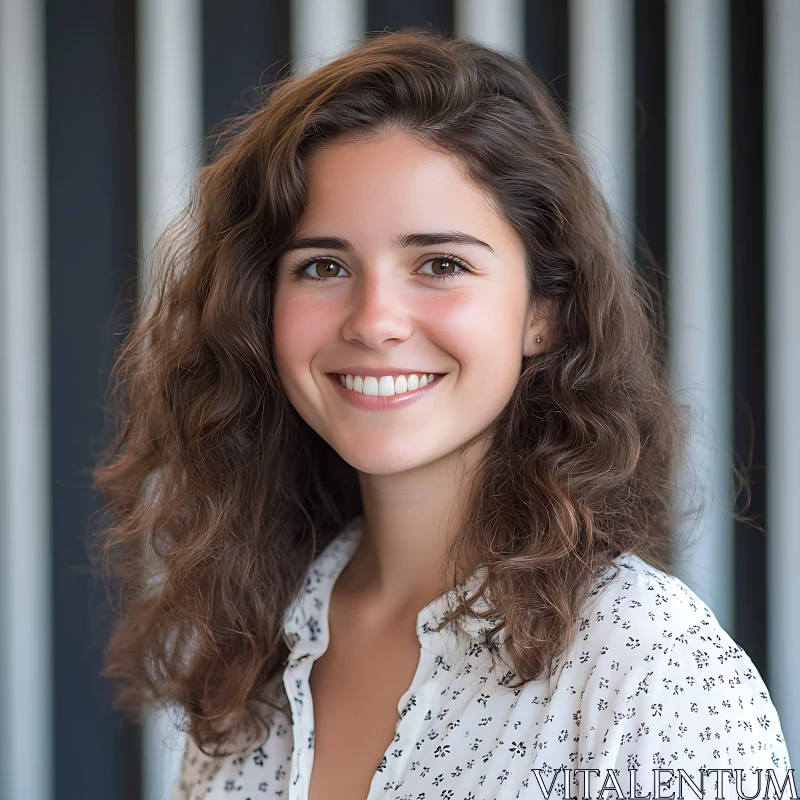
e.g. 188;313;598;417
418;255;469;281
314;260;340;278
290;257;348;282
430;257;457;275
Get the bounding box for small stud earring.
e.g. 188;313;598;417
536;335;542;343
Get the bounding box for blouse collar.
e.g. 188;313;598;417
282;515;505;660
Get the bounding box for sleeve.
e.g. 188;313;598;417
613;635;792;799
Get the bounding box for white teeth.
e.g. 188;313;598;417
338;372;440;395
378;376;395;396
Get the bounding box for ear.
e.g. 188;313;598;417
522;296;558;357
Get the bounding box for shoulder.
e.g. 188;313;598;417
571;551;769;696
584;553;721;646
533;551;727;706
575;551;719;656
562;553;791;772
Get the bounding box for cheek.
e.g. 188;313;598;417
272;292;333;378
428;289;527;378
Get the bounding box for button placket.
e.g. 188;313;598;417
402;651;450;779
283;657;316;800
364;641;433;799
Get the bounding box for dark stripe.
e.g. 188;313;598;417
731;0;767;674
366;0;455;38
202;0;292;163
634;0;668;337
45;0;141;797
525;0;570;116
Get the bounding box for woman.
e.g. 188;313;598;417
92;28;790;800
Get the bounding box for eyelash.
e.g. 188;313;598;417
289;253;472;283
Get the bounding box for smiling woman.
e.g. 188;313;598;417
90;27;790;800
271;130;549;481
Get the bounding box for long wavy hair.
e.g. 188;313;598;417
91;27;686;755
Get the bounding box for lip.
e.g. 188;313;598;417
325;372;445;411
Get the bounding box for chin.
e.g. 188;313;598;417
332;437;444;476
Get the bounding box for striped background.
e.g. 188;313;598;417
0;1;797;798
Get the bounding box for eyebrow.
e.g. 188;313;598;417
281;230;495;255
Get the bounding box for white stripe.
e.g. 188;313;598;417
291;0;365;75
765;0;800;767
667;0;733;630
137;0;202;798
569;0;635;248
455;0;525;58
138;0;203;299
0;0;52;799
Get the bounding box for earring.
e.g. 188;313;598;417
536;335;542;343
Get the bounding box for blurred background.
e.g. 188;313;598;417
0;0;798;798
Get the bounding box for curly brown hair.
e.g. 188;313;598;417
91;27;686;756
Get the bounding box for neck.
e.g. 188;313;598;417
336;433;491;618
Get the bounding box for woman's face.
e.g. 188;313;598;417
273;129;551;476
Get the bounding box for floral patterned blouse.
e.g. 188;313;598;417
175;516;791;800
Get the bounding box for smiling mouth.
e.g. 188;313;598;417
334;372;444;396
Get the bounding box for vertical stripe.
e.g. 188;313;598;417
0;1;52;798
730;0;767;676
366;0;453;39
455;0;525;57
138;1;203;797
46;0;141;795
202;1;291;163
667;0;733;631
633;0;668;342
568;0;635;248
292;0;365;75
524;0;569;116
765;0;800;767
138;0;203;297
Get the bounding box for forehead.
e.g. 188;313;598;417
298;130;509;244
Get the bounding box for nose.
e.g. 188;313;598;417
339;270;414;348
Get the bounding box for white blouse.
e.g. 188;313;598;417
175;516;791;800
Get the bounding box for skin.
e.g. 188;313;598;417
273;128;554;623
